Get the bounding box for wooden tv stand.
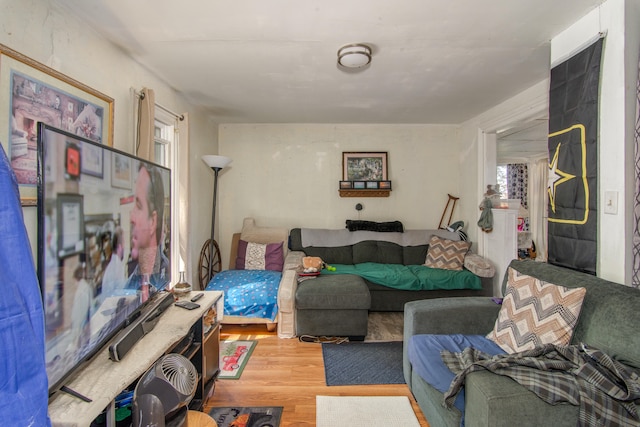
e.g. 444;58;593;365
48;291;223;427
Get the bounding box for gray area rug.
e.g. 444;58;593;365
322;341;405;386
365;312;404;342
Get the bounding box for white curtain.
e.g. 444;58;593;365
528;158;548;261
177;113;191;284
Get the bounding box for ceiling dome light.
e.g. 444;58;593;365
337;43;372;68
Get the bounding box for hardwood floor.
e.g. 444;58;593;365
202;324;430;426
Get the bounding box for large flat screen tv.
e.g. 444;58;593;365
37;123;172;396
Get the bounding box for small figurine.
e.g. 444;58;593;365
477;184;500;232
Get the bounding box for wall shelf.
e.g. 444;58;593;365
339;189;390;198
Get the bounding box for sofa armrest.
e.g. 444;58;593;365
404;297;501;337
283;250;305;271
403;297;501;388
276;251;306;338
276;269;299;338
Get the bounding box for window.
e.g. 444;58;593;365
496;165;508;199
153;111;181;280
154;119;171;166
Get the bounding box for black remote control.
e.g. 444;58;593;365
175;301;200;310
190;293;204;302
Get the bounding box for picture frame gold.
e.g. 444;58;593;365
0;43;114;205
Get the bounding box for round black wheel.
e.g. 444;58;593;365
198;238;222;288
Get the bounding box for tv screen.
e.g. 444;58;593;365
37;123;172;395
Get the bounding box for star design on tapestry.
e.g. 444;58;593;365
548;142;576;213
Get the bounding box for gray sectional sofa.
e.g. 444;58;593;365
403;259;640;427
287;227;494;339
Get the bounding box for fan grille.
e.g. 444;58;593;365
159;354;198;396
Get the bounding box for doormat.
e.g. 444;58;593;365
316;396;420;427
208;406;283;427
219;340;257;379
322;341;404;386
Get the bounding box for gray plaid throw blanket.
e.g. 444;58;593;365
441;343;640;427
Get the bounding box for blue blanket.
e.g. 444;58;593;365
322;262;482;291
408;334;504;414
206;269;281;321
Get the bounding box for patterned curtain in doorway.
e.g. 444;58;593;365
507;163;529;231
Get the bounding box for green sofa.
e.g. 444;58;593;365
288;227;494;339
403;259;640;427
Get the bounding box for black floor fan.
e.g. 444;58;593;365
132;353;198;427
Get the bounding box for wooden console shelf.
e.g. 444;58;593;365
48;291;223;427
339;189;391;197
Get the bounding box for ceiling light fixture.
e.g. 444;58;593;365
337;43;372;68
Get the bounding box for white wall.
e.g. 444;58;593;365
217;124;461;268
551;0;640;283
458;81;549;253
4;0;637;285
1;0;217;283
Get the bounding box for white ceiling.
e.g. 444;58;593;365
54;0;603;126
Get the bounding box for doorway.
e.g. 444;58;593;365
475;82;550;263
496;118;549;261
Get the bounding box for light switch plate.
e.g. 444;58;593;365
604;190;618;215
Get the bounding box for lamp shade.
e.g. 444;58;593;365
337;44;372;68
202;155;232;170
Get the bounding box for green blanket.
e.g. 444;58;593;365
322;262;482;291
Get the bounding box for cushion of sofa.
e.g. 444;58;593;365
297;245;354;265
295;274;371;310
463;253;495;278
352;240;403;264
239;217;289;257
408;334;505;411
236;240;284;271
487;267;586;353
505;259;640;370
424;235;471;271
403;245;429;265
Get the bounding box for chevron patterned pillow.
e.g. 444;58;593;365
423;235;471;271
487;267;586;353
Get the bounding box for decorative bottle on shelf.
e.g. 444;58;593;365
173;271;192;299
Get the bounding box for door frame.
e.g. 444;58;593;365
475;83;549;257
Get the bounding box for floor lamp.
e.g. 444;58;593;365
202;155;232;285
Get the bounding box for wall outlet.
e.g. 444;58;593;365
603;190;618;215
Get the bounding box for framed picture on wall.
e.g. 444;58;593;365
64;142;81;180
342;152;388;181
56;193;84;258
111;152;132;189
81;141;104;178
0;43;114;205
